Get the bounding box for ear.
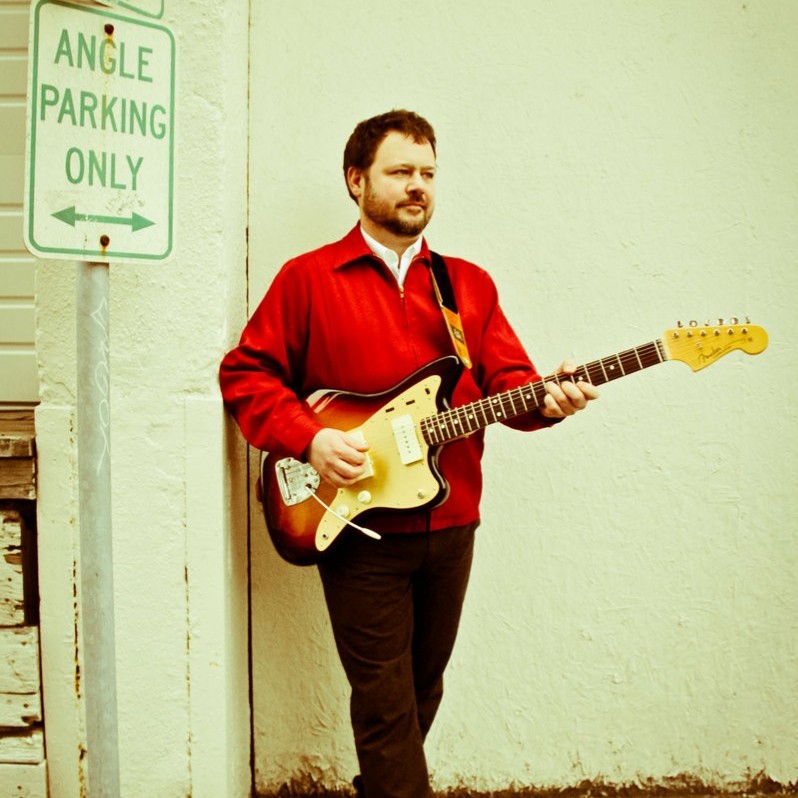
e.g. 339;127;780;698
346;166;365;202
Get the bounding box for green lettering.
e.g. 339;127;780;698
118;42;135;79
80;91;98;129
57;88;77;125
129;100;146;136
39;84;59;121
65;147;84;184
101;94;118;133
126;155;143;190
76;32;97;70
54;28;73;66
138;46;153;82
150;105;166;139
100;39;116;75
110;153;126;188
88;149;106;186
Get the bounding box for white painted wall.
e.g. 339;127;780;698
35;2;250;796
247;0;798;793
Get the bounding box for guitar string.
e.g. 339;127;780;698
308;340;666;469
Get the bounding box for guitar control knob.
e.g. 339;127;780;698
336;504;351;519
357;491;372;504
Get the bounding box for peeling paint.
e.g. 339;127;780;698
254;771;798;798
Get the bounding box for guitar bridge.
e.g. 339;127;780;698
275;458;320;506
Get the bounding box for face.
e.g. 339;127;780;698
348;131;437;243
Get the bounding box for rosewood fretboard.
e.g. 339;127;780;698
420;339;667;446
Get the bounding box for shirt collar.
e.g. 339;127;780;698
359;226;423;273
330;224;430;271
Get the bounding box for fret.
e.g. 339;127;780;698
619;349;638;374
421;339;667;443
506;390;518;416
602;354;623;380
586;360;604;385
489;396;503;421
642;341;664;367
596;356;609;383
477;398;490;428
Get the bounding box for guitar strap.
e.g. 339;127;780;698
429;251;472;369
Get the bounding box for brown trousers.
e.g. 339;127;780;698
318;523;477;798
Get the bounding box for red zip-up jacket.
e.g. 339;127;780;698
219;225;556;534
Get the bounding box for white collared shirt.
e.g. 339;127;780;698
360;227;423;288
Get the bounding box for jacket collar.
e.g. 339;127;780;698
331;224;431;270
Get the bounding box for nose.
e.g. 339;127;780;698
406;172;424;196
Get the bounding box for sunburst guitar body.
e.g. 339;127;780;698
260;322;768;565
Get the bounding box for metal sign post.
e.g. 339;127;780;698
23;2;175;794
76;260;119;797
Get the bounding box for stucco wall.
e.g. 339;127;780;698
247;0;797;793
34;2;250;796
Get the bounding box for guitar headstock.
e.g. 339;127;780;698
661;319;768;371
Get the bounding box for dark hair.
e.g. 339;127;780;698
343;109;437;200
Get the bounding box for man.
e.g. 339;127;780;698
220;110;598;798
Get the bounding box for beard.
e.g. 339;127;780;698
362;178;433;238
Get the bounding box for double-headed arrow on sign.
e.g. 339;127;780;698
52;205;155;232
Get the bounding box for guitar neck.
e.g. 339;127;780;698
421;339;668;445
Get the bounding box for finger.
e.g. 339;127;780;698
341;432;370;453
560;380;588;409
335;442;367;467
333;460;365;482
559;358;577;375
578;381;600;401
543;388;569;417
542;395;563;417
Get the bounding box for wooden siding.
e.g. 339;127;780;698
0;0;38;405
0;404;44;794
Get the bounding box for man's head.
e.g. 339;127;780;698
344;110;438;247
343;110;436;202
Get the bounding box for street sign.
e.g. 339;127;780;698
24;0;175;263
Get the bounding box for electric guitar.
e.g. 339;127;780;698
260;321;768;565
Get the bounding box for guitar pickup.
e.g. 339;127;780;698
391;415;423;465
